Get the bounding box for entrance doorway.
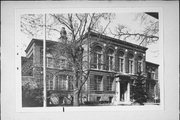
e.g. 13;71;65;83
120;82;128;102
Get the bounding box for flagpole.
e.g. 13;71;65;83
43;13;47;107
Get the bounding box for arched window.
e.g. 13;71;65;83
128;53;134;74
137;56;143;73
107;48;115;71
117;51;125;73
93;46;103;70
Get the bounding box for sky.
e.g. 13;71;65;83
21;12;160;64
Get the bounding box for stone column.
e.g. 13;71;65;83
115;77;120;103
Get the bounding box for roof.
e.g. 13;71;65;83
25;32;148;53
84;32;148;51
146;61;159;66
25;39;58;53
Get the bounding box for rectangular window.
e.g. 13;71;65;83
155;70;158;80
147;72;151;79
50;80;53;90
107;76;114;91
137;61;142;73
68;76;73;91
46;80;53;90
56;59;66;69
47;57;54;68
57;75;68;90
128;60;133;74
94;75;103;91
151;72;155;79
59;59;66;69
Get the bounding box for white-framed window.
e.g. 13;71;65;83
93;46;103;70
57;75;68;90
107;48;114;71
94;75;103;91
107;76;114;91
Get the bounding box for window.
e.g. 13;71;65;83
93;46;103;70
94;53;102;69
107;49;114;71
57;75;68;90
128;53;134;74
147;71;156;80
128;60;133;74
46;53;54;68
46;73;53;90
118;58;124;72
107;76;114;91
68;76;73;91
155;69;158;79
97;96;101;102
151;72;155;79
49;80;53;90
137;56;143;73
47;57;54;68
94;75;103;91
117;51;124;72
46;80;54;90
108;56;114;71
137;61;142;73
147;72;151;79
59;59;66;69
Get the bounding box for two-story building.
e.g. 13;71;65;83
22;31;160;105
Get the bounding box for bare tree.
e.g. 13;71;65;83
110;13;159;46
21;13;113;106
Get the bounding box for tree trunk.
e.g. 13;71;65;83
73;90;80;106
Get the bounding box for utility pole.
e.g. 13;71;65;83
43;14;47;107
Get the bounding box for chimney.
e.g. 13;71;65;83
60;27;67;39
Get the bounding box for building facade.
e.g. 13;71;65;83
22;32;160;105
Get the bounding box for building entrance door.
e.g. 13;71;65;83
120;82;127;102
114;78;131;104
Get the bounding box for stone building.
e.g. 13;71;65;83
146;61;160;103
22;31;160;105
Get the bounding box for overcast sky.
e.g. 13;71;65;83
21;12;160;64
